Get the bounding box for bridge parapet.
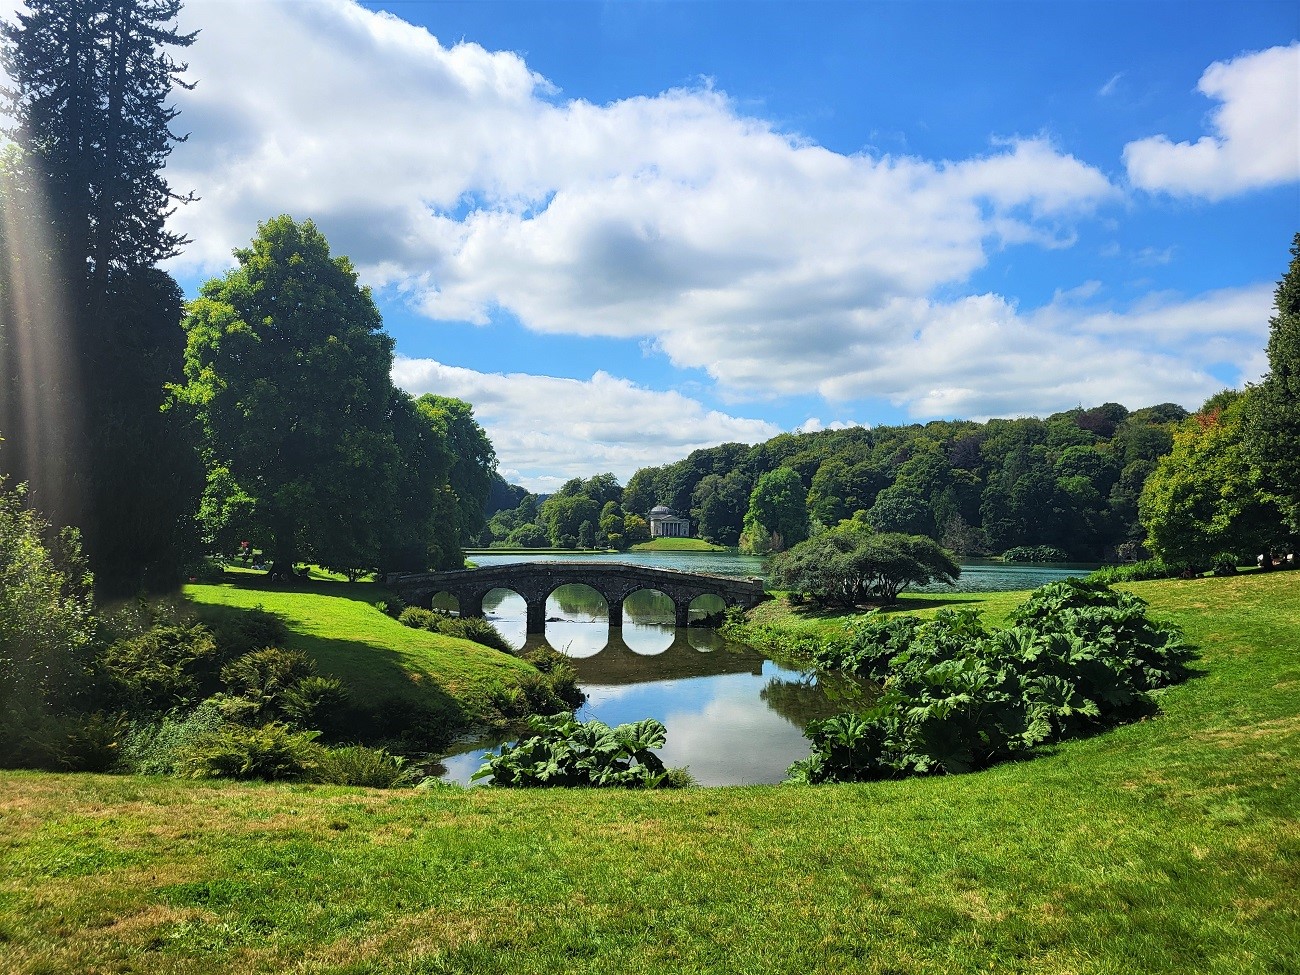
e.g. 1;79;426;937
389;561;766;633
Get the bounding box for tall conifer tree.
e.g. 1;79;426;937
0;0;201;592
1244;233;1300;539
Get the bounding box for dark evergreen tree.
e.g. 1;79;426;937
1244;232;1300;538
1;0;196;281
0;0;200;592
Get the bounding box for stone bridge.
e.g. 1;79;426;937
388;561;767;633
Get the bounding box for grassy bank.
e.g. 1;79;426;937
1;573;1296;973
631;537;731;552
464;548;600;556
184;579;535;730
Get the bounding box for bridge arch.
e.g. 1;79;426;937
687;592;727;624
389;562;766;635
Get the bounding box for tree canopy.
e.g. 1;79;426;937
1244;232;1300;538
1;0;196;280
1139;391;1286;570
613;402;1187;560
740;467;809;554
175;217;404;572
0;0;202;592
768;523;960;606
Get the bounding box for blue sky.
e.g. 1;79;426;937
9;0;1295;491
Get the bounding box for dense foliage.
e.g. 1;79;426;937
1002;545;1070;563
0;479;97;764
1244;232;1300;537
768;523;960;606
472;712;680;788
0;0;203;592
740;466;809;554
397;606;513;654
793;580;1192;782
1139;390;1288;571
174;217;495;575
610;402;1187;560
481;472;651;550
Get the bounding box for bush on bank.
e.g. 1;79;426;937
793;579;1193;782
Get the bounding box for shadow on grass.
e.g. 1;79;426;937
291;628;475;750
214;571;395;606
195;596;476;750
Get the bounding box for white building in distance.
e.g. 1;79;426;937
648;505;691;539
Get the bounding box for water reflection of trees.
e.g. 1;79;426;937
549;584;607;618
760;674;877;728
532;628;766;686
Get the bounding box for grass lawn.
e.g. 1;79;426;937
631;537;731;552
184;578;534;727
1;573;1297;974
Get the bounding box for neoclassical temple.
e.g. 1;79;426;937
648;505;691;538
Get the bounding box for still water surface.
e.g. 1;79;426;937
436;552;1094;786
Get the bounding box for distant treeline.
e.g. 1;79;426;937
485;402;1190;561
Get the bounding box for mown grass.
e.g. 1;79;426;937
184;579;534;725
1;573;1296;974
631;537;731;552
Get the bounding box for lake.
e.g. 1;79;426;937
435;551;1096;786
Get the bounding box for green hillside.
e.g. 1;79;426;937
1;572;1296;974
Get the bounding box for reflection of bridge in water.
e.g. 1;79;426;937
390;561;767;633
520;628;767;686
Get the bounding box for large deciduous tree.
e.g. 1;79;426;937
739;466;808;554
1139;391;1286;570
413;394;496;549
175;217;403;574
0;0;201;592
1244;232;1300;538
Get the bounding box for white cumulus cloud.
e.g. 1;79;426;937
0;0;1279;470
1124;43;1300;199
151;0;1123;397
391;357;781;490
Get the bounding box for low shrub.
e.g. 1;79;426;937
220;647;313;715
1001;545;1070;563
792;579;1193;783
177;721;323;781
472;712;677;788
96;625;220;714
337;696;462;752
120;703;227;775
1086;559;1172;584
373;595;407;619
54;711;130;772
314;745;417;788
517;644;585;711
397;606;440;630
398;607;514;655
280;675;349;729
186;557;228;583
437;616;513;654
205;693;264;725
196;605;289;659
1211;553;1240;576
